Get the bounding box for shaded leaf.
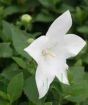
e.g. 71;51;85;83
35;9;54;22
44;102;52;105
0;91;10;101
62;66;88;102
10;24;29;59
12;57;27;69
38;0;60;8
0;43;13;58
68;66;85;84
0;98;9;105
2;63;21;80
4;6;20;16
24;76;43;105
2;21;12;41
7;73;24;103
77;26;88;34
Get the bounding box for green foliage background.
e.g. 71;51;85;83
0;0;88;105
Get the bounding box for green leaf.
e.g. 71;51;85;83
2;21;12;41
7;73;24;103
0;91;10;101
35;9;54;22
24;76;43;105
19;102;28;105
68;66;85;84
44;102;52;105
0;7;5;20
2;63;21;80
59;4;74;13
81;99;88;105
75;7;84;23
0;75;7;92
0;43;13;58
38;0;60;8
0;0;12;5
63;80;88;102
74;59;82;66
10;24;29;59
0;98;9;105
77;26;88;34
12;57;27;69
62;66;88;102
4;6;20;16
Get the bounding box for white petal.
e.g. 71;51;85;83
24;36;47;63
36;55;68;98
36;65;55;98
36;57;62;98
48;37;68;82
56;64;69;84
64;34;86;58
46;10;72;41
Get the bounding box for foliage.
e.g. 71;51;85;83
0;0;88;105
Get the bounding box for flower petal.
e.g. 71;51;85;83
64;34;86;58
46;10;72;41
24;36;47;63
36;54;68;98
56;64;69;84
49;43;69;84
35;65;55;98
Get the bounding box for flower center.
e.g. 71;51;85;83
42;49;55;58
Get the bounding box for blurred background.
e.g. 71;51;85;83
0;0;88;105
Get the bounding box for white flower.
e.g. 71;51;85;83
24;10;86;98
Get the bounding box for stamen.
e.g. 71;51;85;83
42;49;56;58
